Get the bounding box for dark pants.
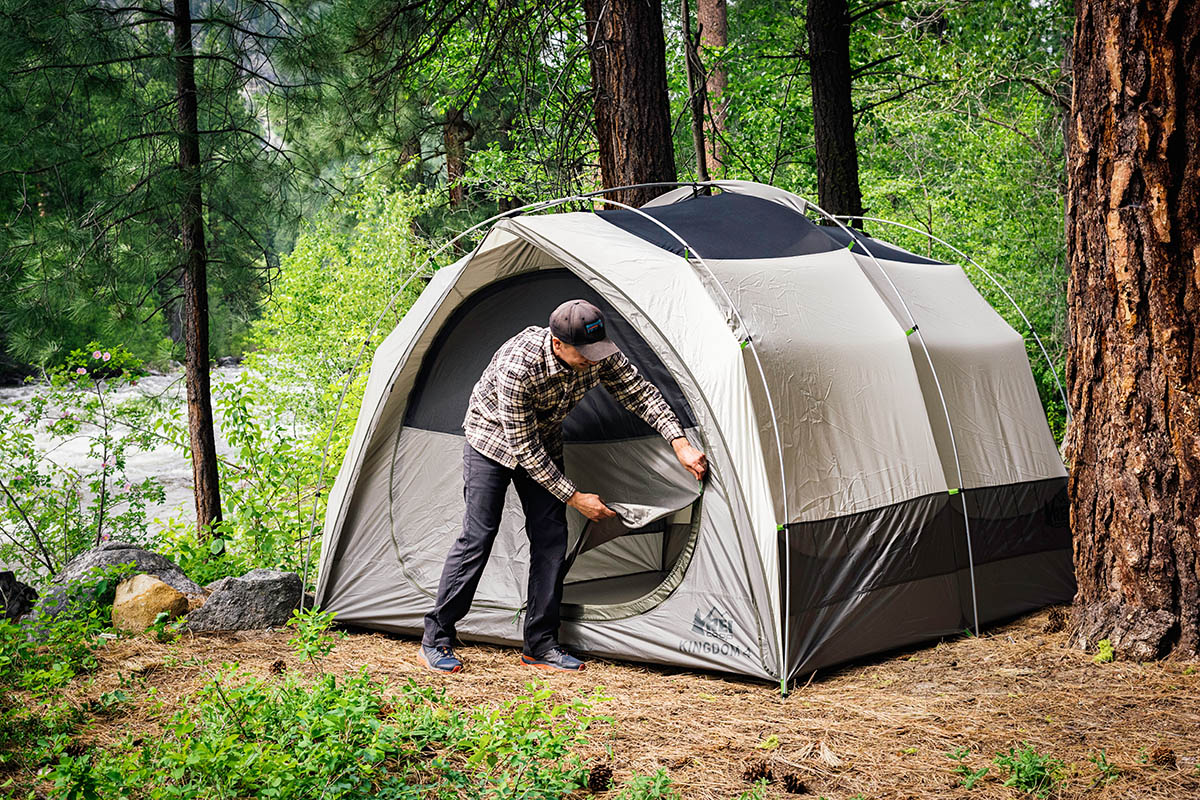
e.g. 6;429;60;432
422;442;568;656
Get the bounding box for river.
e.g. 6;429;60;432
0;367;245;577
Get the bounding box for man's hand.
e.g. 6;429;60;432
672;437;708;481
568;491;616;522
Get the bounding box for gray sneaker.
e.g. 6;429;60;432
419;644;463;673
520;646;584;671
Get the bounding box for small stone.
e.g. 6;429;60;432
112;574;188;633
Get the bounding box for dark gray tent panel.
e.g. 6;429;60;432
315;180;1073;685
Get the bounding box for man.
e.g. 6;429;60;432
420;299;707;673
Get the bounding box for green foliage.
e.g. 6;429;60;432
48;673;614;799
947;747;990;790
992;743;1065;798
1093;639;1115;664
286;607;340;664
736;779;772;800
61;343;145;381
1088;749;1120;786
0;368;166;581
611;768;681;800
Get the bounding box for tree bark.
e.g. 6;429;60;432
1066;0;1200;661
174;0;222;537
807;0;864;222
682;0;710;182
697;0;727;171
584;0;677;208
443;107;474;208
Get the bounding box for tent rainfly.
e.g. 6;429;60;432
313;180;1073;687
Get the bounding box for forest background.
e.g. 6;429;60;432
0;0;1075;582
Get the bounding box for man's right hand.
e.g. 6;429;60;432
568;491;616;522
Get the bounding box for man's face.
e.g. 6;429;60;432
552;338;597;371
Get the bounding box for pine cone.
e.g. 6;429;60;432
1043;607;1067;633
1150;746;1176;767
781;772;808;794
587;763;613;793
742;759;773;783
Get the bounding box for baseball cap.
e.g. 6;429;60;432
549;299;620;362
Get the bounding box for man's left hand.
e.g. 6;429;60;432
672;437;708;481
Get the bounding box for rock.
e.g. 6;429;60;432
35;542;204;619
215;355;242;368
0;571;38;621
111;574;189;632
186;569;302;631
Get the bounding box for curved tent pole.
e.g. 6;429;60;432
833;215;1071;426
795;200;982;644
565;196;794;694
300;194;594;610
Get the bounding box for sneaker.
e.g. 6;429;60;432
520;646;585;671
419;644;463;673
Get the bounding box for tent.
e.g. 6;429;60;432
313;180;1073;687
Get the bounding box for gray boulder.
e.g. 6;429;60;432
0;571;38;621
186;569;302;631
35;542;204;618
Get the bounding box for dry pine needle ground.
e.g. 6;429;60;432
60;608;1200;799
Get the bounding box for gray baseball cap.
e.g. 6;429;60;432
549;299;620;362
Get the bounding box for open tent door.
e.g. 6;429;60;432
399;268;703;618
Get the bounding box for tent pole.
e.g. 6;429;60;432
575;195;795;690
799;204;982;636
832;215;1071;426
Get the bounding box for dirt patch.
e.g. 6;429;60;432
64;608;1200;798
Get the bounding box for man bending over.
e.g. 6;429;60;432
420;299;707;672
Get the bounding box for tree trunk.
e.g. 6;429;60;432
697;0;727;171
444;107;474;208
1065;0;1200;661
174;0;222;537
681;0;710;182
584;0;677;208
807;0;863;222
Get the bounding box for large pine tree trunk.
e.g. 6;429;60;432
174;0;222;537
584;0;677;208
807;0;863;221
697;0;727;171
1066;0;1200;660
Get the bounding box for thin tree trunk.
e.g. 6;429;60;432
682;0;710;182
1066;0;1200;661
443;107;474;208
697;0;727;171
584;0;678;208
807;0;863;222
174;0;222;537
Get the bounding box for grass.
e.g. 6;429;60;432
9;608;1200;799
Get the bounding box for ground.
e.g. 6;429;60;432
63;608;1200;799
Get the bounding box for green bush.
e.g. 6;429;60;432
49;673;613;799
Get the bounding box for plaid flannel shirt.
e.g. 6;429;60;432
464;326;686;503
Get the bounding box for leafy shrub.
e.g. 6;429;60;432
0;368;166;582
611;768;680;800
61;342;145;381
286;607;339;664
992;743;1064;798
1093;639;1115;664
50;673;613;799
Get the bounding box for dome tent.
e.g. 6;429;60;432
312;180;1072;688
